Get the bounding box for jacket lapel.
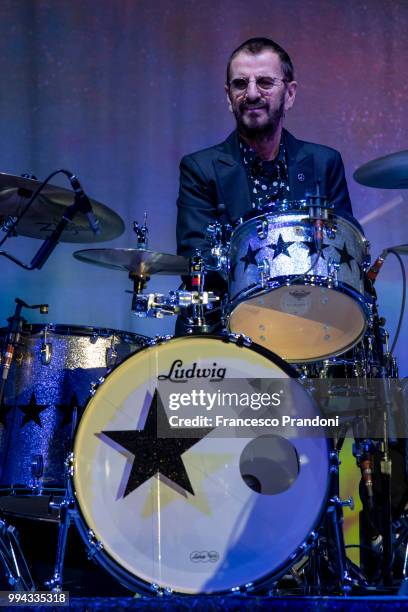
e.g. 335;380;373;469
213;132;252;222
284;129;316;200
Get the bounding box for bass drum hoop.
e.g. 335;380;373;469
69;334;332;595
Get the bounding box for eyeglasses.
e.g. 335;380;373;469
228;76;288;94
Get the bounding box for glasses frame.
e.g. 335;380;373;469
228;76;288;95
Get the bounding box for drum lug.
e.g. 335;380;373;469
89;377;105;396
150;583;173;596
40;327;52;365
256;218;268;240
228;333;252;348
327;259;340;285
65;452;74;477
106;346;118;368
86;529;104;558
257;258;270;288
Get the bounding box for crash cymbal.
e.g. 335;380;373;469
73;248;189;275
0;172;125;242
354;151;408;189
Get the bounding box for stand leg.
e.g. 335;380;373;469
44;503;72;592
0;518;35;591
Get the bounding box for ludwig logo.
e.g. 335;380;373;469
190;551;219;563
158;360;226;383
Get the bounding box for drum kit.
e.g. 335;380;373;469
0;152;407;596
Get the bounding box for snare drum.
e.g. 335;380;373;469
71;334;330;594
0;324;149;519
228;203;370;363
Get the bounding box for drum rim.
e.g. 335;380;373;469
233;206;366;238
0;322;150;341
69;333;333;595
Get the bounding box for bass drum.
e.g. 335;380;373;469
72;335;331;595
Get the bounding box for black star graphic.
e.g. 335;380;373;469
57;393;80;428
0;401;12;427
100;389;213;498
335;242;354;271
267;234;294;260
301;240;330;259
230;262;238;282
19;392;47;427
240;244;261;271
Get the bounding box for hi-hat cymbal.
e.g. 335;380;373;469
0;172;125;242
73;248;189;275
354;151;408;189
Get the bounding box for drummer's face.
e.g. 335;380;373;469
226;50;297;136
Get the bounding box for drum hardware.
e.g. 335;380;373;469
133;213;149;249
0;518;35;591
0;298;48;406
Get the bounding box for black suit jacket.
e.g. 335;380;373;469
176;128;353;259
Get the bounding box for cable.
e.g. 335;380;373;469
387;249;406;356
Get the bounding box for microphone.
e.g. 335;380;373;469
367;249;389;283
68;175;100;235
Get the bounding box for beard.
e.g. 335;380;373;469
233;94;286;138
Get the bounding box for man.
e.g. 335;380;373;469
176;37;353;329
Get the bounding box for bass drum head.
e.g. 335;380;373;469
72;336;330;594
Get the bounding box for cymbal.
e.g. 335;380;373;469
354;151;408;189
388;244;408;255
73;248;189;275
0;172;125;242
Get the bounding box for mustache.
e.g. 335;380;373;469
240;103;268;111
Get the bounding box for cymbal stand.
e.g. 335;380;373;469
325;436;368;593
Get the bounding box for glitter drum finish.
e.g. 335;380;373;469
228;205;370;363
0;324;149;518
72;335;330;595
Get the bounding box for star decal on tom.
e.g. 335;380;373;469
240;244;261;271
335;241;354;271
19;392;48;427
301;240;330;259
99;389;213;498
267;234;294;260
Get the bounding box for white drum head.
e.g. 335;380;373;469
73;336;329;594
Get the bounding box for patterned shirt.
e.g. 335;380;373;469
239;136;290;209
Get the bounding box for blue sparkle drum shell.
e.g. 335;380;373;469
70;334;331;595
0;324;148;518
228;206;371;363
